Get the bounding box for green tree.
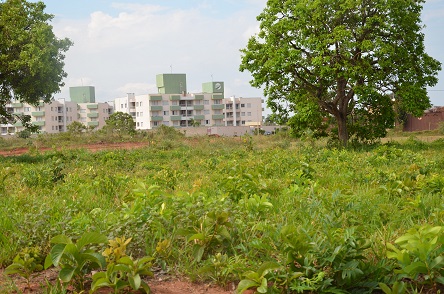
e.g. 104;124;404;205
67;121;86;135
104;112;136;135
240;0;441;146
0;0;72;128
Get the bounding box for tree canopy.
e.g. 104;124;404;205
104;112;136;135
0;0;72;127
240;0;441;145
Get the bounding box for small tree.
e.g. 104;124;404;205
67;121;86;135
104;112;136;135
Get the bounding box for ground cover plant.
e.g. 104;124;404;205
1;131;444;293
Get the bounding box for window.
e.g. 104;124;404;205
241;120;245;125
140;122;143;127
247;112;252;116
204;110;210;115
163;101;169;106
139;112;143;117
247;103;251;108
204;100;209;105
205;120;210;125
51;107;53;111
241;112;245;116
172;101;178;105
172;111;178;115
80;109;86;113
124;103;127;108
136;112;139;117
163;121;169;126
153;121;159;126
121;104;123;108
137;122;140;127
163;111;169;116
24;107;31;112
241;104;245;108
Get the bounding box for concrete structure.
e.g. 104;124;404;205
114;74;263;131
1;86;112;135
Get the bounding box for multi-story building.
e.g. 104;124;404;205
1;86;112;135
114;74;263;130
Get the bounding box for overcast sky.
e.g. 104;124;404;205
39;0;444;106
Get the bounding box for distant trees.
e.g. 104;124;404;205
0;0;72;128
104;112;136;135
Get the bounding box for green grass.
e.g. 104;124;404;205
1;131;444;293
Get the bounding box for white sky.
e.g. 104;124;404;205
40;0;444;106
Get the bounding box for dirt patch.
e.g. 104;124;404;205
0;142;151;157
0;268;235;294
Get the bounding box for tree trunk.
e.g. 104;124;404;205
336;113;348;146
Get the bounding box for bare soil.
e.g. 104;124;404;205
0;268;235;294
0;141;152;157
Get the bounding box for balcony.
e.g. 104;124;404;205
14;121;23;127
150;95;163;101
32;111;45;117
193;105;204;110
87;104;98;109
88;121;99;127
170;105;181;111
151;116;163;122
211;104;224;110
150;106;163;111
87;112;99;118
212;94;223;100
169;95;181;101
194;115;205;120
32;121;45;126
194;94;204;100
212;114;225;120
170;115;181;121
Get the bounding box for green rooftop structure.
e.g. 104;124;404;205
156;74;187;94
202;81;224;97
69;86;96;103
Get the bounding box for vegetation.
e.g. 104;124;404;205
1;133;444;293
104;112;137;136
0;0;72;128
240;0;441;146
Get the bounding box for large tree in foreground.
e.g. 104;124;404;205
0;0;72;127
240;0;441;145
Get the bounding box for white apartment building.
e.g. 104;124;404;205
114;74;263;130
1;86;112;135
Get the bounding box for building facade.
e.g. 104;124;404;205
1;86;112;135
114;74;263;130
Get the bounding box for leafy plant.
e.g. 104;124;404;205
44;232;108;291
387;225;444;289
91;236;153;293
237;261;282;294
379;281;407;294
5;246;44;288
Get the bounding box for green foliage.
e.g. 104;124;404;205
44;232;108;291
0;0;72;126
91;236;153;293
5;246;44;287
67;121;87;134
3;137;444;292
237;261;282;294
240;0;441;145
387;225;444;287
104;112;136;135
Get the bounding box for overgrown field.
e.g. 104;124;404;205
1;131;444;293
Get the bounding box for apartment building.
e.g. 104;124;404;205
114;74;263;130
1;86;112;135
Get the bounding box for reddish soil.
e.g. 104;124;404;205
0;268;236;293
0;141;151;157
